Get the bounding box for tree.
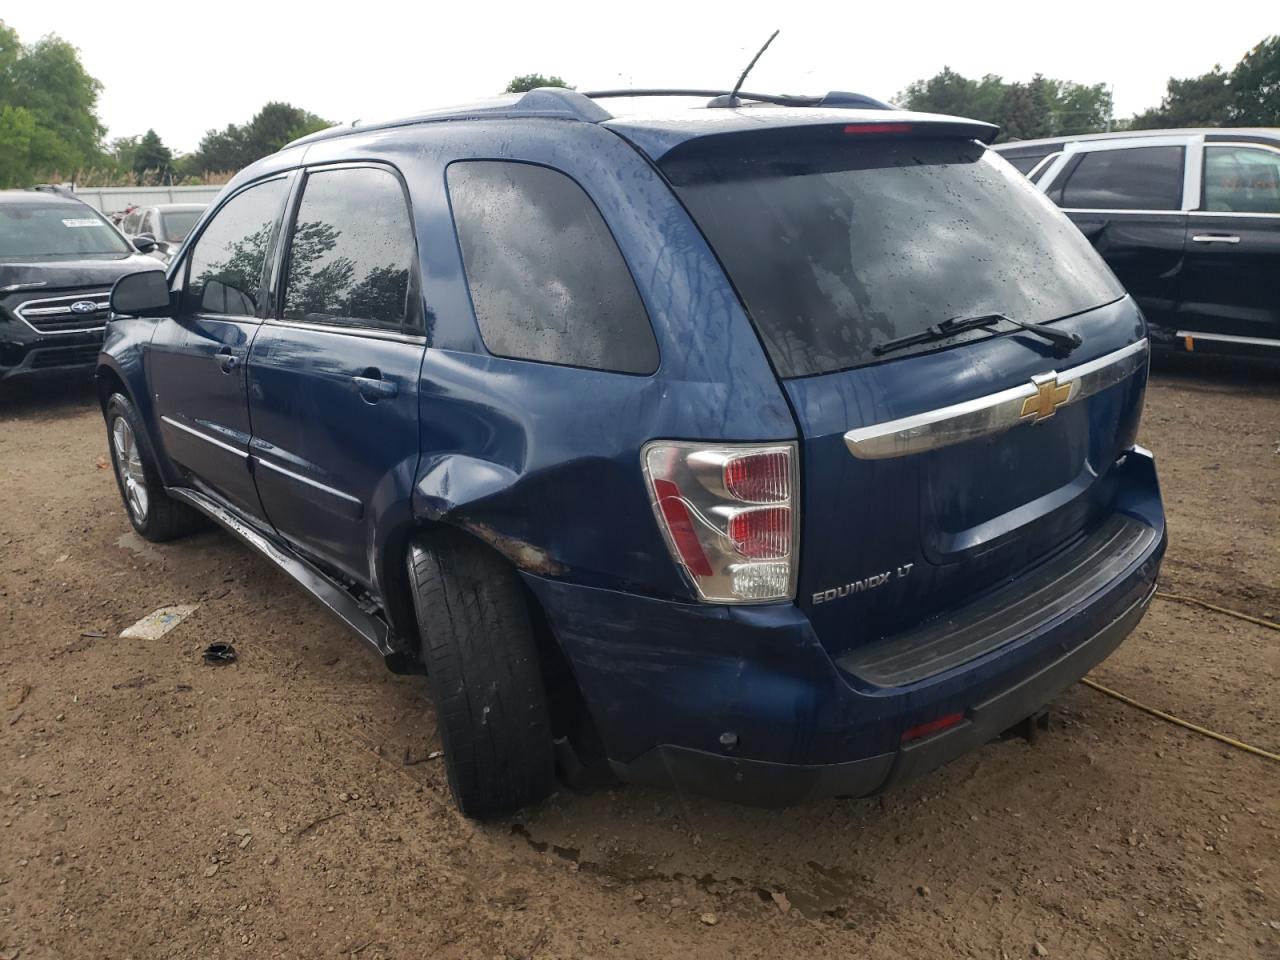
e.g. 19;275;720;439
132;128;172;182
187;102;329;175
898;67;1110;141
0;20;105;185
504;74;571;93
1230;35;1280;126
1130;67;1232;129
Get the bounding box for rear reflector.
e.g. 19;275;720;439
901;712;965;743
652;478;713;577
844;122;914;136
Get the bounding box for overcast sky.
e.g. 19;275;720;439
6;1;1275;152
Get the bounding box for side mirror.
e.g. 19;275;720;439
132;234;158;253
111;270;171;317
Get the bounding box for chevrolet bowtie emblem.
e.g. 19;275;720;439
1020;373;1073;421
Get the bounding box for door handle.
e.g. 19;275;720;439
215;348;240;373
353;374;398;402
1191;234;1241;244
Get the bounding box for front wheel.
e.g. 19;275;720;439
105;392;205;542
407;531;555;819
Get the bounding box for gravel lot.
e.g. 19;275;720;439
1;354;1277;960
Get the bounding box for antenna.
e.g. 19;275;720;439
724;30;780;106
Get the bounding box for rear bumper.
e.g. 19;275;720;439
523;447;1165;807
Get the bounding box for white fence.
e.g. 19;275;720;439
69;185;223;216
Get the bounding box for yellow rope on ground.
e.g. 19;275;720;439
1080;678;1280;764
1155;591;1280;632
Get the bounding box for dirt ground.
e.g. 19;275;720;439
1;354;1277;960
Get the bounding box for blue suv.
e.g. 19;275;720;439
98;88;1166;818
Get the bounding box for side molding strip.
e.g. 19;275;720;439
844;339;1148;460
167;486;396;658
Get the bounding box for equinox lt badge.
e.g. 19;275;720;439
813;564;913;605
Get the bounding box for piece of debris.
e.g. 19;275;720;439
234;827;251;837
79;631;106;640
111;675;157;690
1032;942;1049;957
119;605;198;641
917;884;931;897
202;643;237;666
770;891;791;914
699;913;718;926
5;684;30;710
55;553;69;563
203;864;219;878
239;834;252;849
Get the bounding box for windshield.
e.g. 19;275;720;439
159;209;203;243
665;135;1123;377
0;202;132;261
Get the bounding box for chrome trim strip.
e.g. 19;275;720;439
1;281;48;293
254;456;362;507
13;290;112;335
263;317;427;346
844;339;1148;460
1175;331;1280;348
160;415;248;458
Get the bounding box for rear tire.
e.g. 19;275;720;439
105;392;206;543
407;530;555;819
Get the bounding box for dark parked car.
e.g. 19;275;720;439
1;190;165;384
120;203;208;264
98;89;1166;817
995;129;1280;358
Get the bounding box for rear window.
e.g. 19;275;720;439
665;135;1123;378
0;202;131;261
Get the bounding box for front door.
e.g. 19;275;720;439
1178;142;1280;348
246;164;425;586
149;174;292;519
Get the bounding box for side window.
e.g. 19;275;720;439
1030;152;1062;185
1004;153;1048;176
122;210;141;234
281;167;416;333
186;177;290;317
139;210;155;235
447;160;658;375
1203;146;1280;214
1059;146;1185;211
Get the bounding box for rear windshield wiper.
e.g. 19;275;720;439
872;313;1083;359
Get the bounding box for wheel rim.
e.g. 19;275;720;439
111;416;149;523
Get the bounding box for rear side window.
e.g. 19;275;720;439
447;160;658;375
666;135;1123;378
186;177;290;317
1203;145;1280;214
1004;153;1049;175
282;166;417;333
1058;146;1185;210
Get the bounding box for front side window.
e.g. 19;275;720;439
1203;145;1280;214
281;166;416;333
1058;146;1185;211
0;202;132;262
186;177;290;317
447;161;658;374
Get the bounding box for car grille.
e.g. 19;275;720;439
14;291;112;333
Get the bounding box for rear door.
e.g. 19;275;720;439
665;130;1146;658
246;163;425;587
1178;141;1280;349
150;175;292;519
1040;138;1193;331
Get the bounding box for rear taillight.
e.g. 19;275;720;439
643;442;799;603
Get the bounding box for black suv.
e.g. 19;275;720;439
1;190;159;384
995;129;1280;358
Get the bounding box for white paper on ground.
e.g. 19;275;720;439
118;604;198;640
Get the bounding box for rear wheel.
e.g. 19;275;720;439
407;530;555;819
105;392;205;542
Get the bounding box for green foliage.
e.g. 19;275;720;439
133;129;172;182
1128;35;1278;129
898;67;1111;141
187;102;330;175
504;74;572;93
0;19;105;186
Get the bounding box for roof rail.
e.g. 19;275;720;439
581;88;891;110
